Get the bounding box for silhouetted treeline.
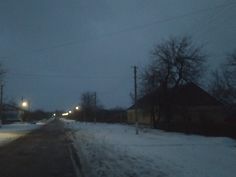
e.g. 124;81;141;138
69;108;126;123
22;110;52;122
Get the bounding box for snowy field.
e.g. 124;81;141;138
0;122;43;146
64;120;236;177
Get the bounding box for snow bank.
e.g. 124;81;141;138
66;122;236;177
0;122;42;146
60;117;76;123
36;117;55;125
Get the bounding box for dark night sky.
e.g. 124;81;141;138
0;0;236;111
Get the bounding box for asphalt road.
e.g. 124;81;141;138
0;120;77;177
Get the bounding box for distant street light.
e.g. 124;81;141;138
68;110;72;114
21;101;29;109
75;106;80;110
62;112;69;116
20;99;29;122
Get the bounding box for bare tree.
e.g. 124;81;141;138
209;50;236;104
81;92;95;109
208;70;233;104
225;50;236;88
140;36;206;128
80;91;101;122
142;36;206;93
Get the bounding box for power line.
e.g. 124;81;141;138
7;72;126;79
192;2;228;36
193;0;236;39
4;1;236;57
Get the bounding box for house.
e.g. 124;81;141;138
127;82;225;131
225;104;236;121
1;104;21;124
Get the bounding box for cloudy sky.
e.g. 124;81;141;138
0;0;235;111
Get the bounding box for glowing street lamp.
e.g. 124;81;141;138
62;112;69;116
21;101;29;109
75;106;80;110
20;99;29;122
68;110;72;114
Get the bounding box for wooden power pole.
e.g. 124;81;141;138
94;92;97;124
133;66;139;135
0;84;3;126
0;85;3;106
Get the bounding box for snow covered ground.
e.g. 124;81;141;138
0;122;42;146
64;120;236;177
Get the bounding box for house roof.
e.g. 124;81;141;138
171;83;222;106
128;82;222;110
1;104;21;122
2;104;22;112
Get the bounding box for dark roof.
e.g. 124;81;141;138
128;82;222;110
171;83;222;106
2;104;22;112
1;104;21;122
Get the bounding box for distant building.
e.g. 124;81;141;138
127;82;225;131
1;104;21;124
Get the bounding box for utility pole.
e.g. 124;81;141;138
0;84;3;126
94;92;97;124
133;66;139;135
0;85;3;106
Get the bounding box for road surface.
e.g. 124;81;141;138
0;119;78;177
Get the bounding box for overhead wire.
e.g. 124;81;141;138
8;72;125;79
4;1;236;58
194;1;236;40
5;1;236;79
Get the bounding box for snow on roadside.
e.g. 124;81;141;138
36;117;55;125
64;121;236;177
60;118;76;123
0;122;43;146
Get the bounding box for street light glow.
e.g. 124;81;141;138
62;113;69;116
68;110;72;114
22;101;28;108
75;106;80;110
